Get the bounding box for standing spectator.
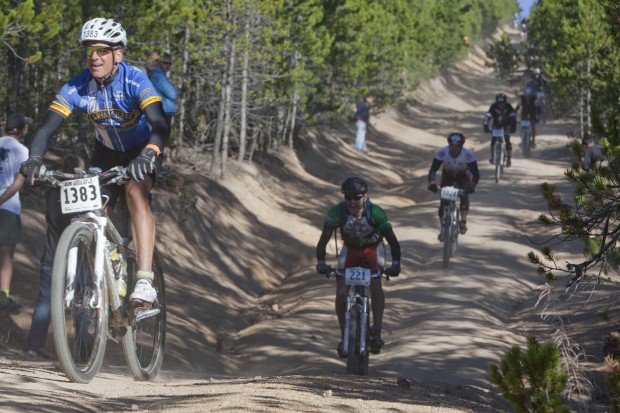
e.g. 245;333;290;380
25;154;84;360
354;95;374;152
147;51;178;127
0;112;30;313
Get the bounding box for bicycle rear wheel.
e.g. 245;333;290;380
346;305;368;375
51;222;108;383
442;214;452;268
122;248;166;381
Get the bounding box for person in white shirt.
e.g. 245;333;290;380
0;112;30;313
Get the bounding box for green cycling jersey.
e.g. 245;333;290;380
324;200;392;248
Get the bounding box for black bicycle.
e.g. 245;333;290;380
326;264;386;376
39;166;166;383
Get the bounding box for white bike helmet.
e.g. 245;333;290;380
533;68;541;75
79;18;127;47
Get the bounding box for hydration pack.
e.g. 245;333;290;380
339;199;374;228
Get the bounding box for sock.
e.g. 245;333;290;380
0;289;9;302
135;270;154;282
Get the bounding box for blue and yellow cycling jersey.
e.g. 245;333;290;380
50;61;162;152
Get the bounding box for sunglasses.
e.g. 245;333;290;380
84;46;116;58
344;194;364;201
161;61;171;65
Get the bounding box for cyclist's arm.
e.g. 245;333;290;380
383;227;401;262
28;110;66;158
467;161;480;186
143;102;170;152
316;223;335;262
428;158;442;183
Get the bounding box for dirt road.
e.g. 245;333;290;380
1;32;614;412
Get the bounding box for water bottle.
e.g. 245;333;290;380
107;241;127;298
116;255;128;298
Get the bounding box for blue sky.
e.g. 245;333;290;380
517;0;536;18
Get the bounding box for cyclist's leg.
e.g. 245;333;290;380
531;123;537;147
456;175;470;233
490;137;497;163
362;246;384;349
505;135;513;166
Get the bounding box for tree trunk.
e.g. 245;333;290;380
174;24;191;158
238;20;250;162
220;1;236;178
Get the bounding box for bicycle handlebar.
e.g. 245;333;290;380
39;166;130;187
323;265;389;281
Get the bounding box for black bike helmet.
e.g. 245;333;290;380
495;93;507;103
341;176;368;195
447;132;465;146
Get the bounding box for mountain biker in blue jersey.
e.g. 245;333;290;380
428;132;479;238
20;18;169;306
315;176;401;357
483;93;517;167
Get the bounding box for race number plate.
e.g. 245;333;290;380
520;120;531;127
440;186;459;201
344;267;371;286
60;176;102;214
492;128;504;138
536;91;545;99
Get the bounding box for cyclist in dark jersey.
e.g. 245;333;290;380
483;93;517;167
20;18;169;305
315;177;401;356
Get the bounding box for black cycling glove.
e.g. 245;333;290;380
316;261;331;275
428;183;439;193
129;147;158;181
384;260;401;277
20;156;44;186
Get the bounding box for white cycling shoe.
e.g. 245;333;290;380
130;279;157;305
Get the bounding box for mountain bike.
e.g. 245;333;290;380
39;166;166;383
520;119;533;158
438;186;465;268
491;127;507;183
325;264;387;376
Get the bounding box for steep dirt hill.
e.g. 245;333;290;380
1;29;618;412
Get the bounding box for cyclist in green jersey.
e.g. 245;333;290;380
315;176;401;356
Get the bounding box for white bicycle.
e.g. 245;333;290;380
491;127;507;183
40;165;166;383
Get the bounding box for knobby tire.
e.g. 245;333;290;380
51;222;108;383
494;142;502;183
346;305;368;375
449;210;459;258
442;214;452;268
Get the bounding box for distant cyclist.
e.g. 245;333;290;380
529;68;548;122
315;177;401;357
517;86;538;148
483;93;517;167
427;132;479;238
20;18;170;306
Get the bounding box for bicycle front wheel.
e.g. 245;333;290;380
450;211;459;258
521;129;531;158
442;214;452;268
51;222;108;383
122;249;166;381
346;305;368;376
494;143;502;183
